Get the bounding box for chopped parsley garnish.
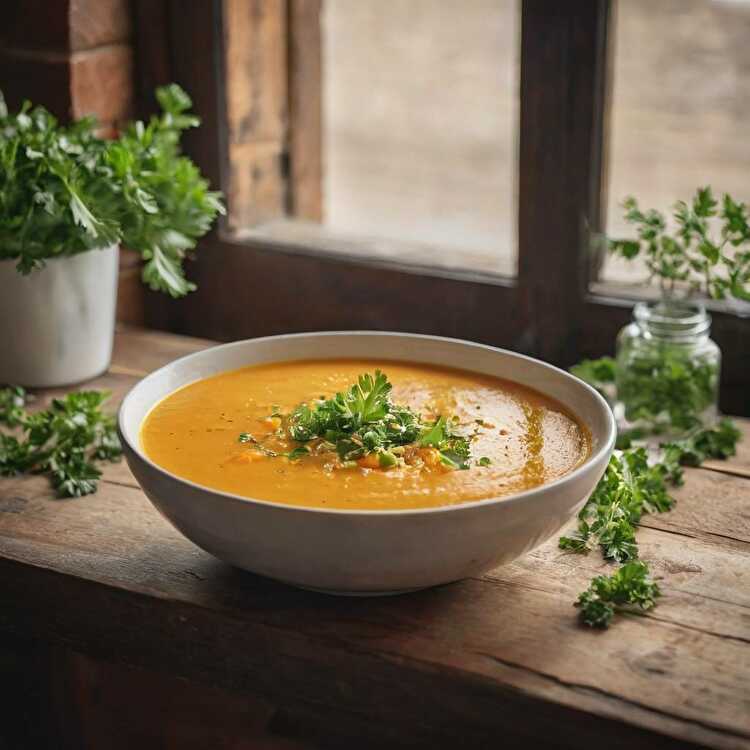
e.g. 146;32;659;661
238;370;489;471
0;386;122;497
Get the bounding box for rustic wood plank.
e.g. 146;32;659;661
1;464;749;748
2;328;750;749
287;0;323;221
0;636;59;749
47;648;313;750
506;526;750;644
111;324;212;374
222;0;288;229
640;468;750;547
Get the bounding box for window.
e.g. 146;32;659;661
322;0;519;277
602;0;750;287
220;0;519;278
132;0;749;416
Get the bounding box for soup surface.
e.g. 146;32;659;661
140;359;591;510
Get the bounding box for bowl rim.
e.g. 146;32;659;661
118;330;616;517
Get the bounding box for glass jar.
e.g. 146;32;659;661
614;301;721;439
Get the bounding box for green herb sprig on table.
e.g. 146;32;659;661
610;187;750;300
239;370;488;471
560;416;741;628
0;83;224;297
575;561;661;629
0;386;121;497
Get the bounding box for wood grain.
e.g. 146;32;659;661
288;0;323;221
223;0;289;229
111;324;213;374
1;328;749;749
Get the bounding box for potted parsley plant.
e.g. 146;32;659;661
0;84;224;387
586;188;749;439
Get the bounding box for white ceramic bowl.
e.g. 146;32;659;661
119;332;615;595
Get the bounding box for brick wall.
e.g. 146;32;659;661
0;0;145;325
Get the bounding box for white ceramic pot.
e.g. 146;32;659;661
119;332;616;595
0;245;119;387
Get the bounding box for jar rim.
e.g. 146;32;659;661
633;300;711;339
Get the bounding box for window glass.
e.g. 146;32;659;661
603;0;750;285
323;0;519;276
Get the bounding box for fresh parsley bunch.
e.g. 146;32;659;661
0;386;121;497
610;187;750;301
0;84;224;297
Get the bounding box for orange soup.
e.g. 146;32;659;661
140;359;591;510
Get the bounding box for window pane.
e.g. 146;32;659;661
323;0;519;276
603;0;750;285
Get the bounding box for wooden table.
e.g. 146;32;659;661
1;327;749;749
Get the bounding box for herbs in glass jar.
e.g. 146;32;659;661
604;187;749;438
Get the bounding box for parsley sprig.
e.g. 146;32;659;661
575;561;660;628
241;370;485;471
0;386;121;497
561;418;741;628
610;187;750;300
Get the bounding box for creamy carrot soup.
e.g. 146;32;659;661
140;360;591;510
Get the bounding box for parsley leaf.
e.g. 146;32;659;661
0;386;122;497
577;561;661;628
561;417;741;629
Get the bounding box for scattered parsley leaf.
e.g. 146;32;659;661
561;415;741;629
577;561;661;628
0;386;121;497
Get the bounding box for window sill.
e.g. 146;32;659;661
224;219;517;288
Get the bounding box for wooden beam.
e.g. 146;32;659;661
222;0;289;230
287;0;323;221
518;0;610;364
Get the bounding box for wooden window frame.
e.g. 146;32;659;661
132;0;749;415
